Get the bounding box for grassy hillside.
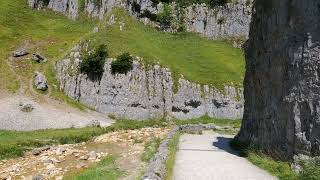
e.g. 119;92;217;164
86;9;245;90
0;0;95;93
0;1;244;94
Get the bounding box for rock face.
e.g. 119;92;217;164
28;0;78;20
237;0;320;160
56;47;243;120
28;0;252;39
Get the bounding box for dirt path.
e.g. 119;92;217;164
0;128;169;179
0;95;113;131
173;131;277;180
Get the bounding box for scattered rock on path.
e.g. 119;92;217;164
32;174;44;180
76;162;88;169
32;53;47;63
88;151;97;161
34;71;48;91
19;102;34;112
32;149;42;156
12;48;29;57
87;120;101;127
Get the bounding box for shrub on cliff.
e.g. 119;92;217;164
111;53;133;74
80;44;108;80
39;0;50;6
156;4;173;29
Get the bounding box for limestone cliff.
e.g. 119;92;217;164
55;46;243;120
237;0;320;160
28;0;252;40
28;0;78;19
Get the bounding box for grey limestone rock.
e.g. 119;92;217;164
19;103;34;112
237;0;320;160
28;0;252;40
34;71;48;91
55;49;243;120
12;48;29;57
28;0;78;20
32;53;47;63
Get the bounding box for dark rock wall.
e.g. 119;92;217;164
237;0;320;160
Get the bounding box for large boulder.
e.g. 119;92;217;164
34;71;48;91
237;0;320;160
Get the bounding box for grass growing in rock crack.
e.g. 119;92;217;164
165;132;181;180
64;155;124;180
230;139;320;180
0;119;167;160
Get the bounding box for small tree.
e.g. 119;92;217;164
111;53;133;74
80;44;108;81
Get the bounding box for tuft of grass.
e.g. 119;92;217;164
0;119;167;160
299;159;320;180
174;115;241;128
141;138;162;162
230;139;299;180
64;155;124;180
88;9;245;91
165;132;181;180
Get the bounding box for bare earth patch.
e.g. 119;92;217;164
0;127;169;180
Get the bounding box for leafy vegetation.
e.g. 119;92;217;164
65;155;124;180
230;139;320;180
90;9;244;90
156;4;174;29
80;44;108;80
141;138;162;162
165;132;180;180
299;158;320;180
0;119;167;160
174;115;241;128
151;0;233;8
111;52;133;74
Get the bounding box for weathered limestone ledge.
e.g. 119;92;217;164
55;48;244;120
28;0;252;40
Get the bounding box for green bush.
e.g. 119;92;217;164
156;4;173;29
111;53;133;74
80;44;108;80
39;0;50;6
299;160;320;180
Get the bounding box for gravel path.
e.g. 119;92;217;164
0;95;114;131
173;131;277;180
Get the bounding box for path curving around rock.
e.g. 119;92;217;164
173;131;277;180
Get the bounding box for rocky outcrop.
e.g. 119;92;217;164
55;47;243;120
237;0;320;160
28;0;78;20
28;0;252;40
183;1;252;39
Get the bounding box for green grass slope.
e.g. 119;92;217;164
0;0;95;93
86;9;245;90
0;2;244;93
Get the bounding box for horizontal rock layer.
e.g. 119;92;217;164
237;0;320;160
28;0;252;39
55;47;243;120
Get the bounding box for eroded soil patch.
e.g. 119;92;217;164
0;127;169;180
